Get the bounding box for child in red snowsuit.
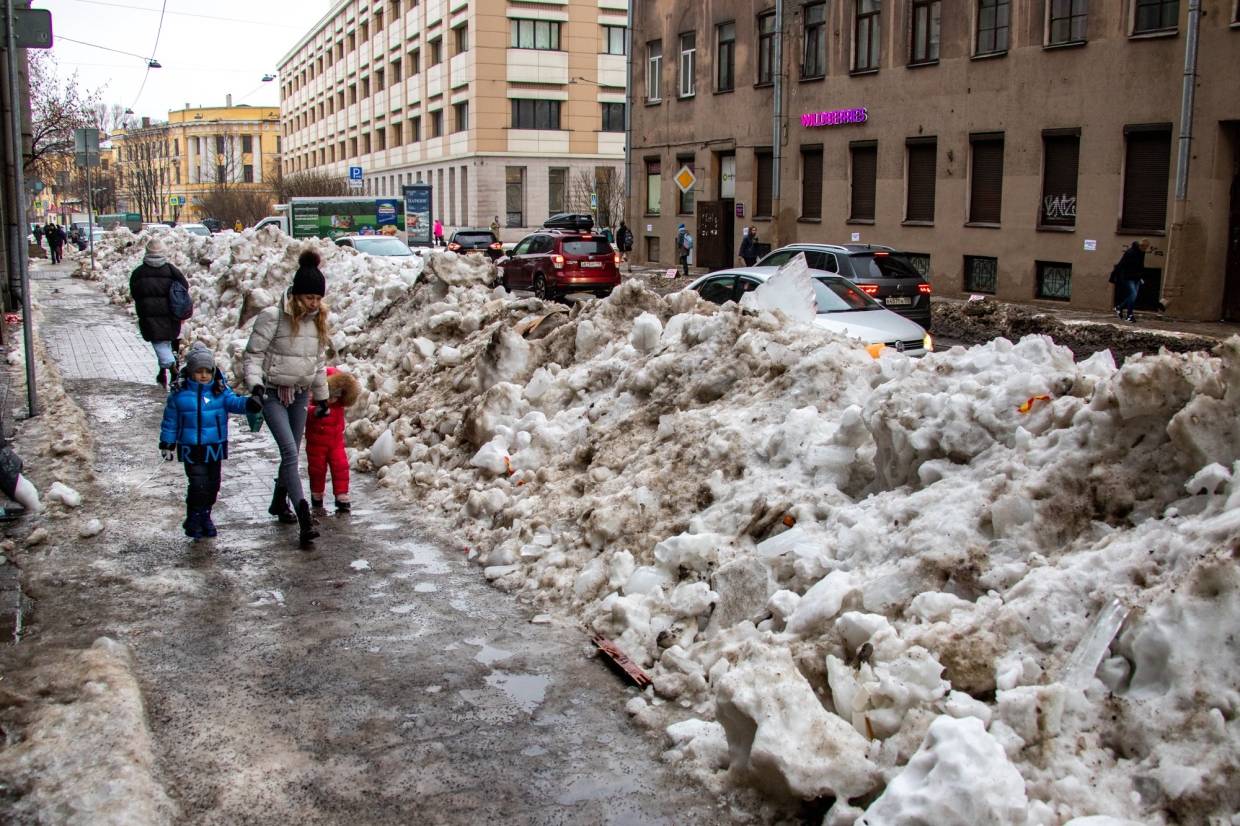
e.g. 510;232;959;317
305;367;360;513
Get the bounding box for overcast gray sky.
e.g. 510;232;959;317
37;0;333;120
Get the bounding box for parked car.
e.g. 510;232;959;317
542;213;594;231
498;229;621;300
180;223;212;237
334;235;414;257
200;218;224;233
446;228;504;261
756;244;932;330
686;267;933;356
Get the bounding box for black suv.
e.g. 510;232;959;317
446;228;503;261
542;213;594;231
756;244;932;330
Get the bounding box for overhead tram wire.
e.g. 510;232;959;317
60;0;301;29
56;35;154;62
129;0;169;113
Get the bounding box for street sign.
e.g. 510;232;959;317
589;192;598;210
674;166;696;194
14;8;53;49
348;166;363;190
73;127;100;168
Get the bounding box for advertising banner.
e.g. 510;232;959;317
402;184;433;247
289;197;406;240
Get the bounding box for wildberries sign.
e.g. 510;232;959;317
800;107;868;128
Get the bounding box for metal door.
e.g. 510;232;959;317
697;201;726;270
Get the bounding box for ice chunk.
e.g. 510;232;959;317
630;311;663;354
739;252;817;325
785;570;857;637
369;429;396;467
1185;462;1231;495
623;565;672;596
859;716;1028;825
469;436;510;476
46;481;83;508
1061;599;1129;690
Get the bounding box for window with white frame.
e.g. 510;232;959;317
679;32;696;97
647;40;663;101
1047;0;1088;44
602;25;626;55
510;19;562;50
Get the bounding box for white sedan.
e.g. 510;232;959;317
686;267;933;356
334;235;414;257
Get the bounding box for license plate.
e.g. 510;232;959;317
581;261;603;268
886;296;913;306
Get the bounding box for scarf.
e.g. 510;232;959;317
144;254;167;268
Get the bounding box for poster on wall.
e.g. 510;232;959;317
402;184;433;247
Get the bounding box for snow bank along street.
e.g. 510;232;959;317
80;227;1238;824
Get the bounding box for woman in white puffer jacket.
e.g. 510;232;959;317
244;248;331;548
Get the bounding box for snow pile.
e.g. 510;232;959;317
83;229;1240;823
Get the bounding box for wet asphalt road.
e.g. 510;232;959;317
30;267;753;825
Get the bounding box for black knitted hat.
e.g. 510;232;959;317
291;249;326;296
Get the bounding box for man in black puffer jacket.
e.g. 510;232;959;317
130;238;190;387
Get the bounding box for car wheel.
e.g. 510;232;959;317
533;273;552;301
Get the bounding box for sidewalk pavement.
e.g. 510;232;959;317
3;261;747;825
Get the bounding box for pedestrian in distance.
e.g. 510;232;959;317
130;238;190;388
305;366;359;516
675;223;693;279
46;224;65;264
159;343;261;540
617;221;634;263
490;216;501;238
32;224;43;249
244;248;331;548
1110;238;1149;323
739;226;760;267
433;217;445;247
234;219;243;232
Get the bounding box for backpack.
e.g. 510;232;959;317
168;278;194;321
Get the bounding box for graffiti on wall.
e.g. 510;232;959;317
1042;193;1077;222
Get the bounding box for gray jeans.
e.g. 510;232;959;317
262;390;309;505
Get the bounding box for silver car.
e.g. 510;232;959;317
686;267;933;356
334;235;414;257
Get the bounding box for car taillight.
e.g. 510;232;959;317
489;242;502;250
874;251;889;257
918;283;933;294
447;242;460;251
613;253;621;264
859;284;880;296
551;254;564;268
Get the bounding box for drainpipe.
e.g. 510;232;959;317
770;0;784;234
624;0;633;226
1163;0;1201;310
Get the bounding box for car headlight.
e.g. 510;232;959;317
923;333;934;352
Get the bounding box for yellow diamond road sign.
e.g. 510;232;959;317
674;165;696;194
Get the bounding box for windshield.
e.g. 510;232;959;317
352;237;413;256
454;233;495;246
851;253;922;279
562;238;613;256
813;276;881;312
184;226;210;236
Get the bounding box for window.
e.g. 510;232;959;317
453;102;468;132
375;128;386;150
430;38;442;65
801;146;824;219
430;109;443;137
698;275;738;304
361;77;371;97
911;0;941;63
409;116;421;142
1040;132;1080;228
1121;125;1172;232
375;69;385;91
969;133;1005;224
1133;0;1178;33
360;20;369;42
646;40;663;101
1036;261;1072;300
757;13;777;84
854;0;881;71
409;48;421;73
803;3;827;78
241;135;253;153
455;24;469;54
678;156;695;214
362;133;371;153
976;0;1010;55
603;25;626;55
679;33;696;97
391;58;403;82
647;236;660;262
646;158;661;214
348;83;357;104
905;139;937;223
506;166;525;227
964;256;998;293
716;23;735;92
1048;0;1088;44
753;149;773;218
511;99;562;130
548;167;567;214
215;135;225;155
511;19;562;50
602;102;625;132
849;142;877;221
216;164;226;184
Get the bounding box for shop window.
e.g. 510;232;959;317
548;167;567;214
506;166;525;227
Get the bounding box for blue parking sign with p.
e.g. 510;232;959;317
349;166;363;181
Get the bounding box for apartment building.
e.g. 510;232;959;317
278;0;629;238
628;1;1240;322
113;104;282;222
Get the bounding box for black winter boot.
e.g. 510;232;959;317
157;367;168;388
202;509;217;538
269;482;296;524
295;499;319;548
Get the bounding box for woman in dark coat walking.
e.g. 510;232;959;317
129;238;190;386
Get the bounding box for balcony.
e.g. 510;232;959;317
507;129;569;155
596;53;625;88
426;0;443;27
507;49;569;85
449;0;467;13
448;131;469;155
598;0;628;10
427;63;444;99
407;74;422;107
449;51;472;88
597;132;624;156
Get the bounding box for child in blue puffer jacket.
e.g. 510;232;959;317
159;343;261;539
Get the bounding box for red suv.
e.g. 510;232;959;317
498;230;621;300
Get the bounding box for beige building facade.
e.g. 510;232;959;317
278;0;628;238
628;1;1240;322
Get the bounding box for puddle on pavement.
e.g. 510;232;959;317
394;540;453;575
471;642;512;666
484;672;549;715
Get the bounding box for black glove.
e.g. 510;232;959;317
250;384;265;402
314;400;330;418
245;396;262;414
159;441;177;462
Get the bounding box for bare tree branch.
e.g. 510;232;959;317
26;52;104;180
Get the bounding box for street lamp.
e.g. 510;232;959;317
147;59;162;68
261;73;276;82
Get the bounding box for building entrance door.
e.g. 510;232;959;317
1224;172;1240;321
697;201;726;270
